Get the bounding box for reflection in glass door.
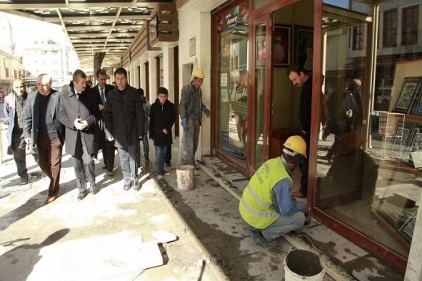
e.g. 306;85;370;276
316;4;412;261
215;3;249;168
252;16;271;170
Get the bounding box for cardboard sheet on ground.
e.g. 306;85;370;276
152;230;178;244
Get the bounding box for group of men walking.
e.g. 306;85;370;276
4;67;211;205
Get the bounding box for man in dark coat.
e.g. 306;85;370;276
58;69;101;200
103;68;145;191
24;74;65;204
287;63;312;198
4;79;29;185
149;87;176;179
91;68;115;176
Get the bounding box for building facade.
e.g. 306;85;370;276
22;39;72;88
0;49;23;94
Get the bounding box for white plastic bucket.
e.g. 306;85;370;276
284;250;324;281
176;165;195;190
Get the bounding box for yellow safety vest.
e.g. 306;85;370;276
239;157;291;229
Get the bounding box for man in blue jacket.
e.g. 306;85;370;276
239;135;308;247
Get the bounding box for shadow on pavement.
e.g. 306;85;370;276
0;229;70;281
0;179;74;231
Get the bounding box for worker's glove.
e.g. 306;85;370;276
181;118;188;129
204;108;211;118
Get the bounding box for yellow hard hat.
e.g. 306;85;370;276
192;68;205;79
283;135;307;158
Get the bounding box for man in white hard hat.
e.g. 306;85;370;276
239;135;309;247
179;68;211;166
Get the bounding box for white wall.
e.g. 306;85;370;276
178;8;212;159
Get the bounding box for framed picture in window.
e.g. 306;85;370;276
408;80;422;115
388;121;414;160
398;209;417;243
294;26;313;70
272;25;291;66
393;77;421;113
408;127;422;167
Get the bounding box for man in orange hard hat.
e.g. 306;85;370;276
179;68;211;166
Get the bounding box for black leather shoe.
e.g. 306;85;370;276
77;191;87;200
19;176;29;185
89;183;97;194
45;195;57;204
133;179;141;191
106;170;114;176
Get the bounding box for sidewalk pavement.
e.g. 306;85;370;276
0;138;221;280
0;125;402;280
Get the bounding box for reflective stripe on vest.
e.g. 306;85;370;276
243;183;272;209
239;157;291;229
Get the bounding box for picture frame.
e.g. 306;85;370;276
393;77;421;113
256;35;266;67
272;25;291;66
408;127;422;167
388;121;414;160
408;79;422;115
294;26;313;70
398;209;417;243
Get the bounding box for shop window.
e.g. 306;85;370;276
401;5;418;46
215;1;249;166
317;1;422;269
383;8;397;47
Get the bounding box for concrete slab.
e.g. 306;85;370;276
303;225;369;264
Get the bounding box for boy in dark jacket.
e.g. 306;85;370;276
149;87;176;179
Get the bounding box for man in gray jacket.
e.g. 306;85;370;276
59;69;101;200
179;68;211;166
4;79;29;185
24;74;65;204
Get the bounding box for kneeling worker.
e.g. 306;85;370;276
239;135;308;246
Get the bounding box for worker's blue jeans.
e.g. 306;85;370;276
257;212;306;242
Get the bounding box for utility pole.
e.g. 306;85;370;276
7;15;15;88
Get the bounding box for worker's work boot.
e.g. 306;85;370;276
250;230;278;248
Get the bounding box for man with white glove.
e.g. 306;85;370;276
59;69;101;200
